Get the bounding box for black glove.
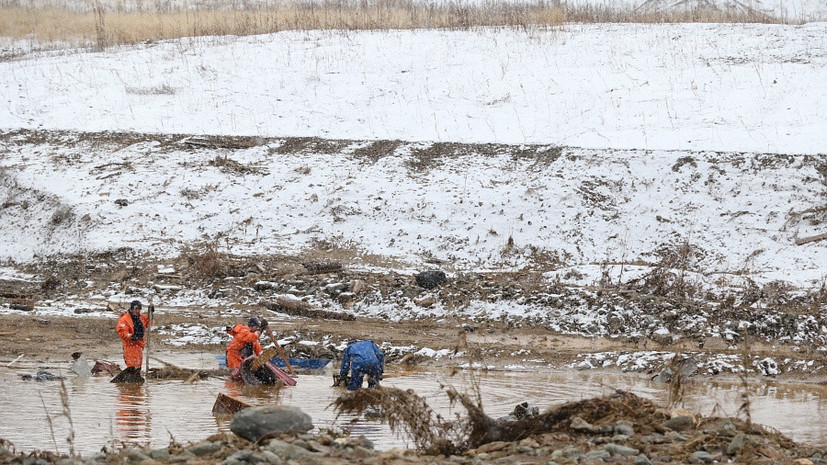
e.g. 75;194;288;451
259;318;268;330
225;326;232;332
130;333;140;341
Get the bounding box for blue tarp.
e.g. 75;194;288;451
271;357;332;370
216;355;331;370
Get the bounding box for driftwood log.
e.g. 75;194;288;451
795;232;827;245
261;295;355;321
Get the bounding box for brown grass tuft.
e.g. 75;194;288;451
331;386;462;454
181;240;228;281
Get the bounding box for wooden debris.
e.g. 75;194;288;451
9;299;34;311
261;299;355;321
795;232;827;245
212;392;253;415
250;347;279;372
0;290;34;299
789;206;827;218
302;260;343;274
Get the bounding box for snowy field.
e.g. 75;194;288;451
1;15;826;294
2;23;826;154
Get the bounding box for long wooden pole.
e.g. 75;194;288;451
263;325;296;377
144;296;154;374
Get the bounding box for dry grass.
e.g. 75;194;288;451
331;386;463;454
565;3;776;23
0;2;565;48
0;0;794;49
180;240;229;281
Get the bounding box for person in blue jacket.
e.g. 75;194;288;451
339;339;385;390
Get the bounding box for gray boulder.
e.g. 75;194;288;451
662;415;694;432
230;406;313;442
414;270;446;289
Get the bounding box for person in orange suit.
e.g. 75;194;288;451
225;317;266;369
116;300;152;370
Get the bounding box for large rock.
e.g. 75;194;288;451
414;270;446;289
662;415;694;432
230;406;313;442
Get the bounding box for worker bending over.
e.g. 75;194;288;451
339;339;384;390
226;317;267;369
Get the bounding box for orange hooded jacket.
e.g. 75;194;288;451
226;323;262;369
117;311;150;368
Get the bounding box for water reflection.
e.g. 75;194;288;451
115;383;150;443
0;367;825;456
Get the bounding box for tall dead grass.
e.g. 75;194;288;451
1;2;566;47
0;0;792;49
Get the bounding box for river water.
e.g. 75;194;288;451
0;359;825;456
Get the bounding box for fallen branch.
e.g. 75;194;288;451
795;232;827;245
261;298;355;321
789;205;827;218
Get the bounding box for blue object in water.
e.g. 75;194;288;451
270;358;331;370
216;354;330;370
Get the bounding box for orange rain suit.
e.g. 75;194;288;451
116;311;150;368
226;324;262;369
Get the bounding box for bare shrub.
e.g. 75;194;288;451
181;241;228;281
631;241;701;299
760;280;795;308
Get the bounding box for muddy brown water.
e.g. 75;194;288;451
1;359;825;456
